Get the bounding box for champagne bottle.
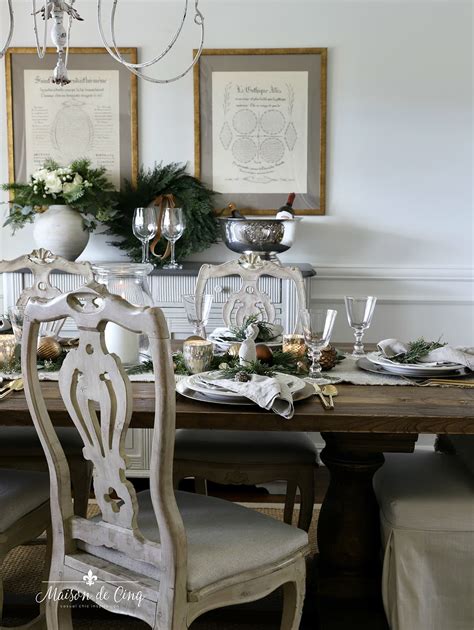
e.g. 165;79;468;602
276;193;296;219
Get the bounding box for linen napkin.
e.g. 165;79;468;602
377;339;474;370
179;372;294;419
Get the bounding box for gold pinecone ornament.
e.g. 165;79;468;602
320;345;338;371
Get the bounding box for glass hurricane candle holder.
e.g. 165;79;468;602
183;339;214;374
93;263;154;365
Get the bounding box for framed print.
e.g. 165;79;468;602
194;48;327;215
5;47;138;189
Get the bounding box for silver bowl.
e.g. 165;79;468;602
218;217;301;262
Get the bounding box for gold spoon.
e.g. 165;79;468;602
0;378;24;400
0;378;23;397
312;383;330;410
322;384;338;409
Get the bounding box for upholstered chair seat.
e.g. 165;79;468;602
0;469;50;532
175;430;318;465
79;490;309;593
0;468;51;628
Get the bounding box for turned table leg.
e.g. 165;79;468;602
317;432;418;599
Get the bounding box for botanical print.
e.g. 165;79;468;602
212;71;308;194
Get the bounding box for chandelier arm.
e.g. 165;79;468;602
32;0;48;59
122;19;204;85
0;0;14;58
64;0;75;67
105;0;190;69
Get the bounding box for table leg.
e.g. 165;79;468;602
317;432;418;599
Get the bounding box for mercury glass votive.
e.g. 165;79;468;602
0;335;17;370
183;339;214;374
282;334;307;358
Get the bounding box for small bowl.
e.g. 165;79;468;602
218;217;301;262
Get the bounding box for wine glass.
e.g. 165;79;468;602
183;293;213;339
301;309;337;380
133;207;158;263
161;207;186;270
344;296;377;357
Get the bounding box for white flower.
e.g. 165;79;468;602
32;169;48;182
73;173;83;186
44;172;63;194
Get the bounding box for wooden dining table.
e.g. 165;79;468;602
1;357;473;601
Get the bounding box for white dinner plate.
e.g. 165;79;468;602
177;381;315;406
185;371;306;400
366;352;465;376
359;356;471;379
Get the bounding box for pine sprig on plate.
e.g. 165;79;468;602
390;338;446;364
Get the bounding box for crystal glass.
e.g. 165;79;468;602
161;207;186;270
93;263;154;364
133;207;158;263
183;294;213;339
301;309;337;379
344;296;377;357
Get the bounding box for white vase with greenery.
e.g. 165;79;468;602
2;159;117;261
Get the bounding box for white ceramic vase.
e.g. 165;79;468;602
33;204;89;261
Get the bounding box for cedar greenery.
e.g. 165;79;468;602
104;163;219;265
390;338;446;364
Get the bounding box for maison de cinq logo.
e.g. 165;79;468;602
36;569;144;608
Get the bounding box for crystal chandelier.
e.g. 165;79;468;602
0;1;205;85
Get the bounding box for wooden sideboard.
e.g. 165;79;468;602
2;261;315;476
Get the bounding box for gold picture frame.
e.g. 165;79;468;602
194;48;327;215
5;47;138;189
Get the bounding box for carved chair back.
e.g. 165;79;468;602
0;248;94;307
22;284;185;609
194;258;307;328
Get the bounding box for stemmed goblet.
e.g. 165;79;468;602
161;207;186;270
344;296;377;356
183;293;213;339
301;308;337;380
132;207;158;263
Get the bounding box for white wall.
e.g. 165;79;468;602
1;0;473;346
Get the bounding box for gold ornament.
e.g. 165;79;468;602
320;345;338;371
37;336;62;361
255;343;273;364
228;343;241;357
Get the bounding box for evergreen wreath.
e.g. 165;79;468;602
105;163;219;265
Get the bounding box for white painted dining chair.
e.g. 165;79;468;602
22;283;310;629
373;438;474;630
174;258;318;531
0;249;93;516
0;469;51;629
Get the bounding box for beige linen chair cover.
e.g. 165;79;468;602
374;451;474;630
